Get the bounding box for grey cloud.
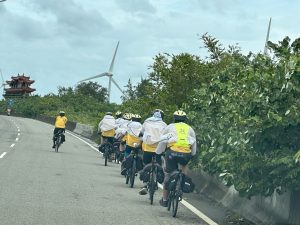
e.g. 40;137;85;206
115;0;156;14
30;0;112;35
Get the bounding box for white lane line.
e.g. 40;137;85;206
18;133;20;136
0;152;7;159
67;131;218;225
10;144;15;148
66;131;103;155
16;138;19;141
18;129;20;132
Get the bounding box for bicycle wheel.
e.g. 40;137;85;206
149;169;156;205
130;159;136;188
125;169;130;184
167;192;173;211
104;147;108;166
55;136;60;152
172;193;180;217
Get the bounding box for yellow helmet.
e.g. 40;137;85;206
173;110;186;121
115;111;122;116
123;113;132;120
132;114;141;122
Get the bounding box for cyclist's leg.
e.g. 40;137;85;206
121;145;133;175
177;153;192;175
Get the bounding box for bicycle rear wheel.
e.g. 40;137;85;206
55;136;60;152
167;192;173;211
130;159;136;188
125;169;130;184
149;170;156;205
172;192;180;217
104;147;108;166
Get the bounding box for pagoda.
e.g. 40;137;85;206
3;73;36;98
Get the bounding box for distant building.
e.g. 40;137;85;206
3;73;36;98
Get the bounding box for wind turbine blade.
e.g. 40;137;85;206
108;41;119;73
264;17;272;55
78;72;109;83
0;69;4;83
111;77;124;94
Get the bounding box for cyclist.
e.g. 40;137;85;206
115;112;132;152
121;114;143;175
52;111;68;148
139;109;167;195
98;112;116;153
156;110;197;207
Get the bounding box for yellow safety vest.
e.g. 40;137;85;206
102;129;115;137
126;134;141;147
55;116;68;128
168;123;191;153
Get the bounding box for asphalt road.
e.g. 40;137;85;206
0;115;208;225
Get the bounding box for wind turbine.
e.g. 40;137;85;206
78;41;124;103
264;17;272;55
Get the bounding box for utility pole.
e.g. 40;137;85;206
264;17;272;55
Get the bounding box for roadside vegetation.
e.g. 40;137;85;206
1;34;300;198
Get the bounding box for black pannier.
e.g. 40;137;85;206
165;172;195;193
139;163;165;184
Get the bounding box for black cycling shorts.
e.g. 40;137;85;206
165;149;192;173
102;136;114;145
143;151;162;166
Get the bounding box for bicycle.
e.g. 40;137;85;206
54;130;64;153
101;142;113;166
147;155;158;205
167;169;184;217
125;144;142;188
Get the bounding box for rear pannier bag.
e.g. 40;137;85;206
139;163;164;184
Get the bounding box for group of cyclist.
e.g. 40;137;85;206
97;109;197;207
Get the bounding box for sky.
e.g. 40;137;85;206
0;0;299;103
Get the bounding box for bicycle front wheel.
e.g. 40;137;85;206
130;159;136;188
125;169;130;184
172;193;180;217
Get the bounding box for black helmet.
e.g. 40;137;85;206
105;112;113;116
59;111;65;116
173;110;186;122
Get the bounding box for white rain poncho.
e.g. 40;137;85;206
141;112;167;145
98;115;116;132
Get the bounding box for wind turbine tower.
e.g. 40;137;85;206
264;17;272;55
78;41;124;103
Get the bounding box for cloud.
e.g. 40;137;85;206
115;0;156;14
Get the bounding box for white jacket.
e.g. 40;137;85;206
141;117;167;145
126;121;142;137
98;115;116;132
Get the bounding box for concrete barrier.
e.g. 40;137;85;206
189;168;300;225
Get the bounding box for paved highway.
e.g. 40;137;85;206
0;115;208;225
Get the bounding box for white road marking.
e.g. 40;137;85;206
18;129;20;132
0;152;7;158
16;138;19;141
17;133;20;136
10;144;15;148
68;131;218;225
